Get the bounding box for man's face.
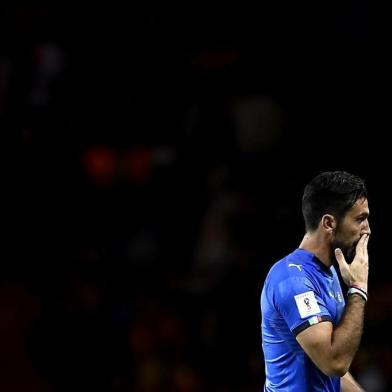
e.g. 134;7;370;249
331;197;370;263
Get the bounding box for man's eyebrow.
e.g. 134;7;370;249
356;212;369;218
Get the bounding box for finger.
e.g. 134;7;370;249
335;248;348;269
356;234;368;255
363;234;369;247
363;234;369;256
358;233;367;246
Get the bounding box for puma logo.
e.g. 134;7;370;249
288;263;302;271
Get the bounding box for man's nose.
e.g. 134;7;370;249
362;220;371;235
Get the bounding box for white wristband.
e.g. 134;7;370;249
347;287;368;302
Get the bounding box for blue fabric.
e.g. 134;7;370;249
261;249;345;391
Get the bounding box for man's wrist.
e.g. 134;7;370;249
350;282;368;292
347;287;368;303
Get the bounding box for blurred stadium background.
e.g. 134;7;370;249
1;2;390;392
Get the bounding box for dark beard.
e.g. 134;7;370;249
332;241;356;263
345;246;356;263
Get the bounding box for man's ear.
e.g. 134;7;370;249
321;214;336;234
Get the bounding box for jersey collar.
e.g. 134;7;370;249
296;248;333;276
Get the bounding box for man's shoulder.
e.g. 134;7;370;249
267;250;308;281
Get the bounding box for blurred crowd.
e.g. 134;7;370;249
2;3;389;392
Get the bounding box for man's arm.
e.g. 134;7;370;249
296;294;365;376
341;372;365;392
297;234;369;376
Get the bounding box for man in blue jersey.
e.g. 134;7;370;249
261;171;370;391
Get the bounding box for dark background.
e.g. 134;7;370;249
1;2;389;392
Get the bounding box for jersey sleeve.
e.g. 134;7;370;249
275;275;332;336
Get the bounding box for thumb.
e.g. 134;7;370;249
334;248;347;269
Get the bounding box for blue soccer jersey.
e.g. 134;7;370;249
261;248;345;392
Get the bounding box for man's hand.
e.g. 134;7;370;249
335;234;369;292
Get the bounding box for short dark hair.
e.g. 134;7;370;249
302;171;368;232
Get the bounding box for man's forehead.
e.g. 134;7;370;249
349;197;369;215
